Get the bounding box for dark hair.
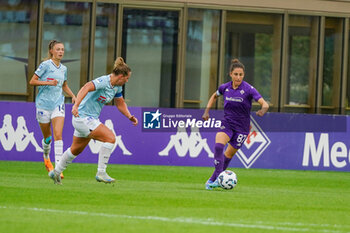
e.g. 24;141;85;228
113;57;131;76
229;58;245;73
45;40;63;60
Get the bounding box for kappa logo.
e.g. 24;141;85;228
235;116;271;168
88;119;132;156
0;114;43;152
158;126;214;158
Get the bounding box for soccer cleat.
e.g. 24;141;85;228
48;170;62;185
95;172;116;184
60;172;64;179
44;157;54;172
205;179;220;190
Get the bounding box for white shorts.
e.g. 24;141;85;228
36;104;65;123
72;116;101;138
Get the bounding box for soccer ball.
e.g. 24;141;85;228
218;170;237;190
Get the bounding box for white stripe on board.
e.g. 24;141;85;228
0;206;347;233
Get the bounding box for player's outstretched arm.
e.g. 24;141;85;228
114;97;138;126
256;98;269;117
202;92;218;121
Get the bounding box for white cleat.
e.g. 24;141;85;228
48;170;62;185
95;172;116;184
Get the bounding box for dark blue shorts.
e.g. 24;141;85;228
219;122;248;149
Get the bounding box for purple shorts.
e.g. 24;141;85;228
219;122;248;149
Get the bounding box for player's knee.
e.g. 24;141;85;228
105;136;116;144
224;152;234;159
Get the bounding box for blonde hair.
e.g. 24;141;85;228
113;57;131;76
230;58;245;72
45;40;63;60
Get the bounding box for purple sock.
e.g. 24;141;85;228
209;143;225;181
223;156;232;171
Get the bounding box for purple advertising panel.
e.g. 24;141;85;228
0;101;349;172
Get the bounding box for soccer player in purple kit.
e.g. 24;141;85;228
202;58;269;190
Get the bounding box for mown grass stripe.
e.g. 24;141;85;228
0;206;345;233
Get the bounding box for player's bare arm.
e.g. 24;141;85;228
29;74;57;86
62;81;76;104
72;81;95;117
202;92;219;121
114;97;138;126
256;98;269;117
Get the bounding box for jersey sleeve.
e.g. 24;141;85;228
216;83;226;96
92;76;109;90
250;85;262;101
64;67;67;81
34;61;48;78
114;86;123;98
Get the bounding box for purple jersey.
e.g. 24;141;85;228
217;81;262;133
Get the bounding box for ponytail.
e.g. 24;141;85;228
229;58;245;72
112;57;131;76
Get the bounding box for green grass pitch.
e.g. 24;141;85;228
0;161;350;233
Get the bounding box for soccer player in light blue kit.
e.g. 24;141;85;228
202;58;269;190
29;40;76;178
49;57;138;185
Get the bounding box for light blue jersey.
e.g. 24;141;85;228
34;59;67;111
78;75;123;119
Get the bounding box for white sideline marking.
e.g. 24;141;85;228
0;206;347;233
252;220;349;229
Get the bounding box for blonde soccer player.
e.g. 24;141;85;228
29;40;76;179
49;57;137;185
